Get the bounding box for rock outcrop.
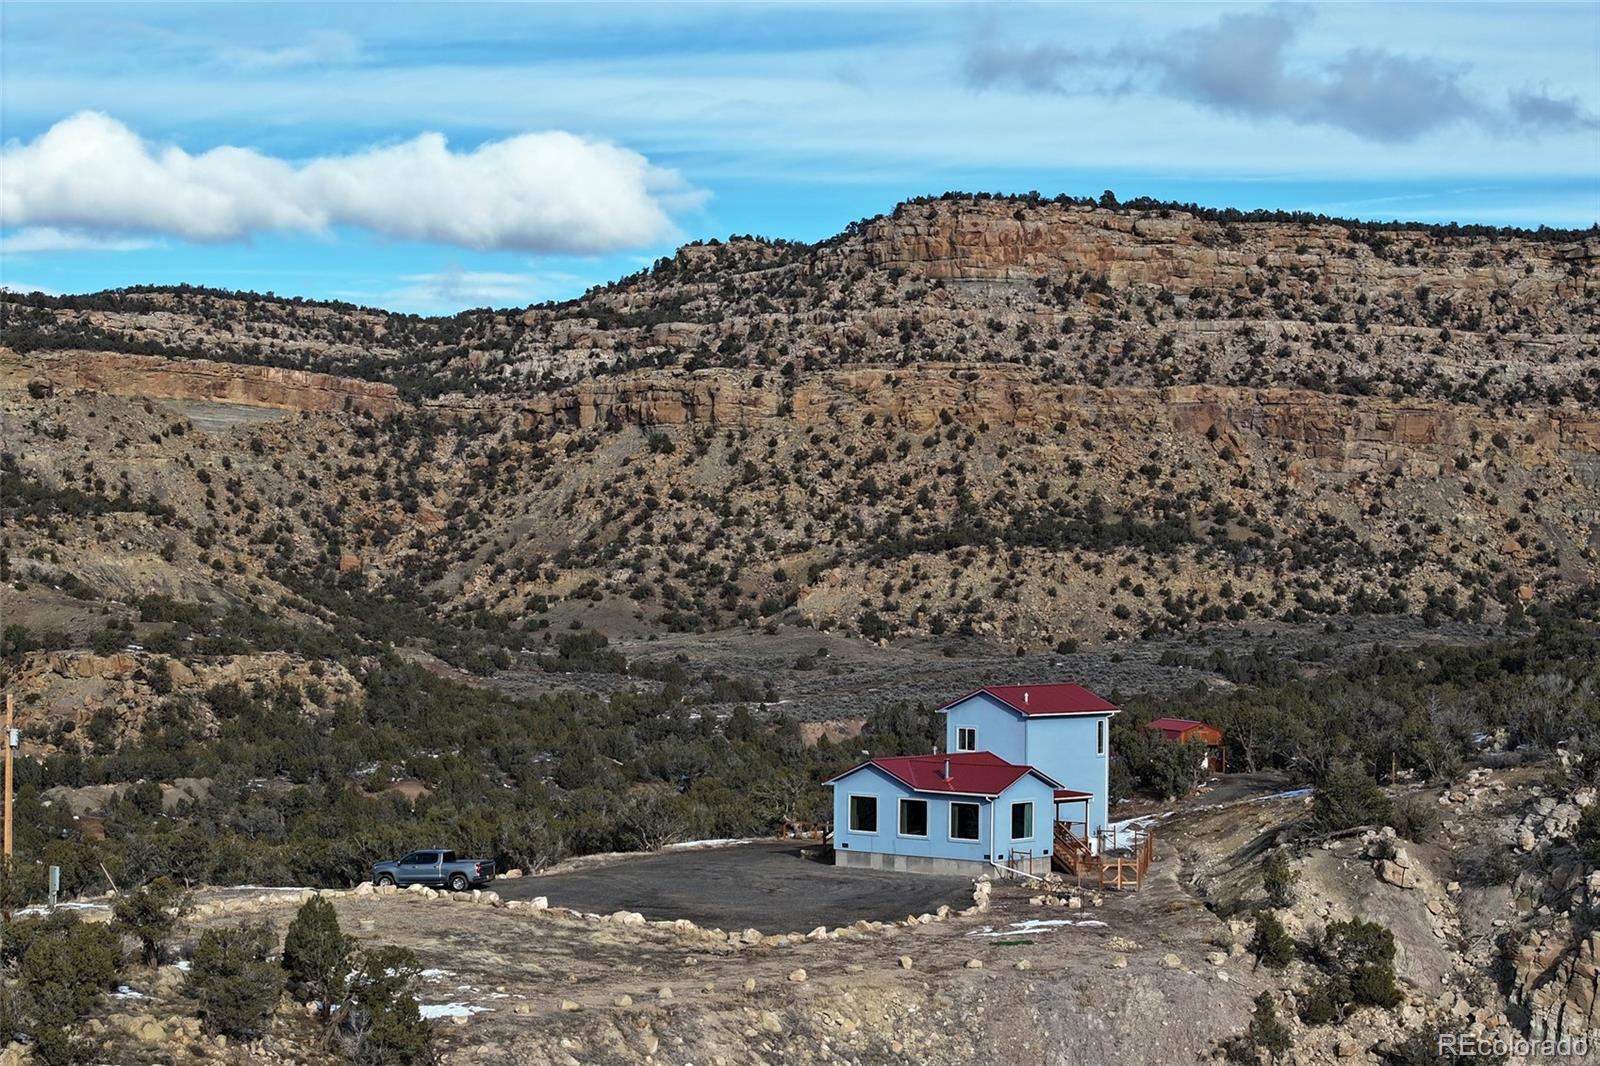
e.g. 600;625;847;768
463;367;1600;485
1510;926;1600;1044
844;201;1598;300
3;350;401;416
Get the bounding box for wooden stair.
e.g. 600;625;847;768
1052;821;1097;877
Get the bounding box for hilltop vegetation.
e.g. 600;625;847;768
3;589;1594;906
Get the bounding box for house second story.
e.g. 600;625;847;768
938;683;1118;830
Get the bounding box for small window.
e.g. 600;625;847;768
1011;801;1034;840
950;802;981;841
956;726;978;752
899;798;929;837
1097;719;1106;756
401;853;420;865
441;851;456;863
848;795;878;833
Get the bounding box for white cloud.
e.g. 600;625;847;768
2;226;156;254
384;267;580;312
0;112;701;253
0;281;60;297
222;30;364;71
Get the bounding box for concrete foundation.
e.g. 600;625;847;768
833;849;1052;879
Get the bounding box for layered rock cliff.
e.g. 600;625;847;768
5;350;400;416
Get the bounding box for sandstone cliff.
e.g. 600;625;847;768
3;349;400;416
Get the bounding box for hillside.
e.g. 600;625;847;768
4;196;1598;680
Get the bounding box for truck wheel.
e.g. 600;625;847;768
376;874;395;887
448;873;468;892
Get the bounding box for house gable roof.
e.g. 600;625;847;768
1145;717;1205;731
939;683;1119;718
1144;717;1220;738
825;752;1062;797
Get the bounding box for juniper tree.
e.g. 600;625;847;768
1249;910;1294;970
1262;851;1299;909
1246;992;1291;1060
282;895;353;1028
112;876;192;966
188;921;285;1038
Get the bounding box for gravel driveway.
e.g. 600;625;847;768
497;840;972;932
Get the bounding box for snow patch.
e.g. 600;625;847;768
419;1002;490;1020
968;918;1107;937
664;837;752;850
16;900;112;918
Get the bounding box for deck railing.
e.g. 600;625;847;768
1052;821;1155;890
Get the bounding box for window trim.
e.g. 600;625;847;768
955;726;978;752
1010;801;1035;841
847;793;879;834
948;800;983;842
898;797;929;838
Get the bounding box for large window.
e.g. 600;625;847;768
899;798;929;837
956;726;978;752
1011;801;1034;840
848;795;878;833
949;802;981;841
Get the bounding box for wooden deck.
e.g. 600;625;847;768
1051;821;1155;890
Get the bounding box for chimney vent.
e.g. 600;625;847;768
943;758;951;780
1023;690;1030;704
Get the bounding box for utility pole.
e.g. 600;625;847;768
4;691;12;861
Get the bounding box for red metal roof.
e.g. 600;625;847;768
1144;717;1216;737
825;752;1061;796
1052;788;1094;801
940;683;1119;717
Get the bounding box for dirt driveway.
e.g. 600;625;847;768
497;840;972;931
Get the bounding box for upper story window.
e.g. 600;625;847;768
1097;719;1106;756
956;726;978;752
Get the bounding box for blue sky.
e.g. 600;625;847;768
2;2;1596;313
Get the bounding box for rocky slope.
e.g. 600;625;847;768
2;196;1597;726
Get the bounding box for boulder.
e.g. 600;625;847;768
1377;859;1415;889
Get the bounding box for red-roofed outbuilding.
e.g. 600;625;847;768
1143;717;1226;772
